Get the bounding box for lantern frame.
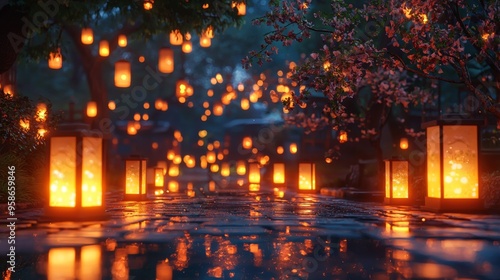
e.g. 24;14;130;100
45;123;106;220
124;155;148;200
297;162;316;192
422;119;484;212
384;158;411;205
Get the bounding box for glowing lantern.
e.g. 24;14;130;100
86;101;97;118
118;35;127;47
236;161;246;175
45;123;105;220
221;163;230;177
199;34;211;47
423;120;483;211
298;163;315;191
127;121;137;135
156;260;173;280
206;151;216;164
213;103;224;116
241;98;250;110
248;162;260;184
124;156;147;200
182;40;192;53
210;164;219;173
232;1;246;15
154;167;164;187
276;146;284;155
339;131;348;143
48;49;62;69
114;60;131;88
289;143;298;154
176;79;190;99
81;28;93;44
157;161;167;175
242;136;252;149
400;138;409;150
184;155;196;168
168;164;179;177
99;40;109;57
384;158;410;204
209;181;216;192
158;48;174;73
170;31;183;45
168;181;179;192
3;84;14;97
273;163;285;184
143;0;154;10
19;119;30;130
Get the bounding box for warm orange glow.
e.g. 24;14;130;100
125;158;146;195
248;163;260;184
210;164;219;173
242;136;252;149
184;155;196;168
168;164;179;177
198;130;208;138
213;103;224;116
400;137;409;150
48;49;62;69
49;136;103;207
221;163;230;177
168;181;179;192
199;34;211;47
127;121;137;135
276;146;284;155
249;184;260;192
241;98;250;110
402;4;412;19
86;101;97;117
118;34;127;47
167;150;175;161
209;181;216;191
158;48;174;73
143;0;153;10
80;245;102;279
182;40;193;53
99;40;109;56
298;163;315;191
19;119;29;130
114;60;131;88
232;1;246;15
108;101;116;110
273;163;285;184
154;168;164;187
339;131;348;143
385;160;409;199
156;260;173;280
420;14;428;24
176;79;190;99
81;28;93;44
170;30;183;45
36;102;47;121
289;143;298;154
236;161;246;175
48;248;75;279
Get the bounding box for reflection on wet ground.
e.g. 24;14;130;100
1;185;500;279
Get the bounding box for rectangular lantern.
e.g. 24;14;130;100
154;167;164;195
46;123;105;220
423;120;483;211
124;156;147;200
273;163;285;184
298;163;315;191
158;47;174;73
115;60;131;88
248;162;260;184
384;158;410;205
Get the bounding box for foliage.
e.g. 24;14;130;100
0;146;47;205
244;0;500;127
0;90;58;156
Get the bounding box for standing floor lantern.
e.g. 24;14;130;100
384;158;410;205
298;163;316;192
248;162;260;191
45;123;106;220
124;156;147;200
154;167;165;195
423;119;483;211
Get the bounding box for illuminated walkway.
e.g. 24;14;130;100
1;186;500;279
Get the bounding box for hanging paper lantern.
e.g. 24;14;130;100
81;28;94;45
158;47;174;73
99;40;109;57
48;49;62;69
114;60;131;88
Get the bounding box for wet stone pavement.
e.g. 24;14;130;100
1;184;500;280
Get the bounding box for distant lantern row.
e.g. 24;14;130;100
142;0;247;16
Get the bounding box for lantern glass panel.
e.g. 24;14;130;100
81;137;103;207
125;159;146;194
248;163;260;184
49;137;76;207
298;163;315;190
443;126;478;198
427;126;441;198
391;161;408;198
273;163;285;184
154;168;164;187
